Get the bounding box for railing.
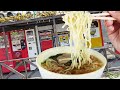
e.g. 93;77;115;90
0;57;39;79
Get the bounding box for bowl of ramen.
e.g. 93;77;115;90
36;11;107;79
36;46;107;79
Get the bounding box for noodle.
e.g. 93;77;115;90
62;11;93;69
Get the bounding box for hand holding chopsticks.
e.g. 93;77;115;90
92;12;116;20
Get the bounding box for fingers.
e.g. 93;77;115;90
105;11;120;32
105;20;113;27
107;25;114;31
109;11;120;23
106;25;115;36
105;20;114;31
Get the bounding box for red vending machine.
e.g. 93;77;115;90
39;30;53;51
9;30;30;72
36;25;53;52
0;32;14;73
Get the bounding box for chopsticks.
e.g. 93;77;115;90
91;12;116;20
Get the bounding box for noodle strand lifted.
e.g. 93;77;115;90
62;11;93;69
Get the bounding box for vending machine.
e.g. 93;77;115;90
0;32;14;73
25;29;38;70
9;30;30;72
36;25;53;52
56;23;70;46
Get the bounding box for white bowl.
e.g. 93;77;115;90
36;46;107;79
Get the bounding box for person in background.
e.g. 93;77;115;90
105;11;120;52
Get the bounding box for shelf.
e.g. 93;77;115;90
0;14;65;27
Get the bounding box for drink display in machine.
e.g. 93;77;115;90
25;29;38;70
10;30;30;72
0;32;13;73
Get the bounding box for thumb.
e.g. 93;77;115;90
109;11;120;22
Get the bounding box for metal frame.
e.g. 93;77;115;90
5;61;23;79
0;65;3;79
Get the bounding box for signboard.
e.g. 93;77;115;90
91;20;104;48
57;31;70;46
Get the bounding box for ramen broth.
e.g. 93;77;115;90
41;53;103;74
